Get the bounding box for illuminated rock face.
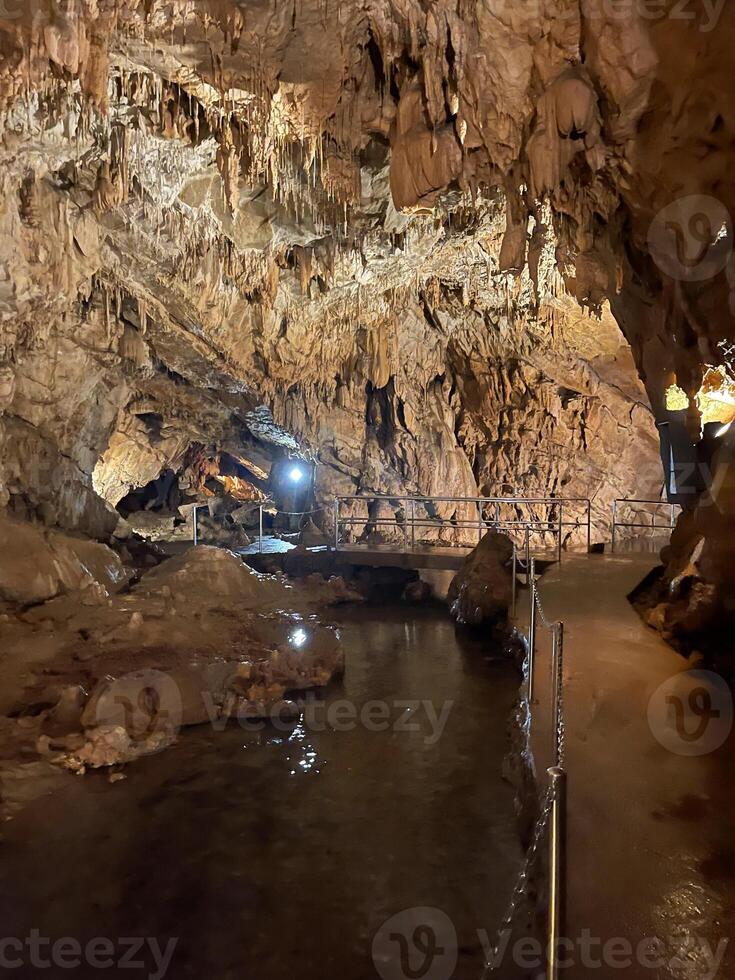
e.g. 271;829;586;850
0;2;733;648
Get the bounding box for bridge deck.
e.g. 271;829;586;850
238;536;559;571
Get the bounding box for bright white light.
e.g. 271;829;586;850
715;421;732;438
290;627;308;648
289;466;304;483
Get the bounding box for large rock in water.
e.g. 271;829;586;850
447;532;514;626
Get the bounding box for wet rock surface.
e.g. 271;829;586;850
0;515;129;605
0;546;353;808
448;531;514;627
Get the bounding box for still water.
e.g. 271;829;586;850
0;605;523;979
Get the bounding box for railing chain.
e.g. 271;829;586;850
533;585;556;632
481;783;554;977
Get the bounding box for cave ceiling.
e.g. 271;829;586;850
1;1;733;546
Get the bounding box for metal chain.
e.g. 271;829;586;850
531;577;567;768
480;784;554;978
555;626;566;769
533;583;556;632
478;572;567;978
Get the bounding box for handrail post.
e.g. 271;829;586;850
477;500;482;545
259;503;263;554
511;544;517;619
557;502;563;563
547;766;567;980
528;557;536;702
525;527;531;582
333;498;339;551
193;504;199;547
403;499;408;552
411;498;416;551
611;499;617;554
587;499;591;554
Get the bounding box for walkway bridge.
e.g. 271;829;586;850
195;493;675;573
326;494;590;571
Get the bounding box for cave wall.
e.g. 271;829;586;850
0;148;659;544
3;0;730;641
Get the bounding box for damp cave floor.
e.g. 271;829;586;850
526;554;735;979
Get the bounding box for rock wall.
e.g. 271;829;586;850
4;1;731;647
0;144;659;545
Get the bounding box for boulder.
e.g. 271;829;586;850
403;579;432;603
125;511;177;540
0;517;129;605
135;545;280;608
447;531;513;626
231;504;259;526
61;724;177;773
298;518;329;547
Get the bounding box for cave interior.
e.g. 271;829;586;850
0;2;734;978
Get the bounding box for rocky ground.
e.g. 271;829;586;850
0;515;361;816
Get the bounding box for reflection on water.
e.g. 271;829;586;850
0;605;523;979
287;720;320;775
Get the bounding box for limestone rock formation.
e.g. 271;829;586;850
0;1;732;653
0;515;129;604
447;531;514;627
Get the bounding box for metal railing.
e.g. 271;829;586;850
192;500;329;553
611;498;680;553
254;503;329;553
191;503;208;546
192;494;594;559
486;551;567;978
526;556;567;977
335;494;593;560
